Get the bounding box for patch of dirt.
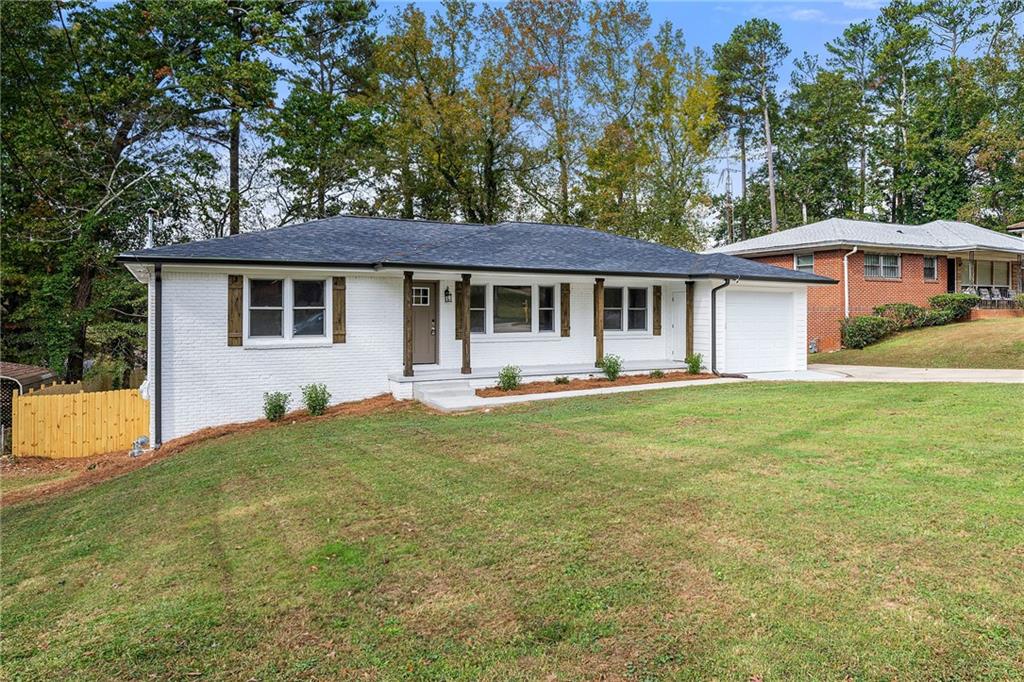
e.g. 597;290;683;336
476;372;718;397
0;394;406;508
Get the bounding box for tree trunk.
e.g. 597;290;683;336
859;146;866;216
739;126;748;240
228;110;240;234
66;264;96;381
558;150;569;224
316;166;326;218
228;13;242;235
762;99;779;232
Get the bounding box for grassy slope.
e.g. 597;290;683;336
815;318;1024;369
3;383;1023;680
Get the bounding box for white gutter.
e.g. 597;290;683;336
843;246;858;318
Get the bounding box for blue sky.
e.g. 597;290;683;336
376;0;886;81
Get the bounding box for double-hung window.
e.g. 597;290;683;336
249;279;284;337
923;256;938;281
864;253;900;279
292;280;326;336
538;286;555;332
794;253;815;273
247;278;327;341
469;285;487;333
603;287;648;332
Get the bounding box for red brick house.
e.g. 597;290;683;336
710;219;1024;352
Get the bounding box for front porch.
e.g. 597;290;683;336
388;358;691;400
389;358;689;385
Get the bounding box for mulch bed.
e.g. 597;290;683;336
1;394;406;508
476;371;717;397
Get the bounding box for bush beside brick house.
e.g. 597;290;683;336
751;251;1021;352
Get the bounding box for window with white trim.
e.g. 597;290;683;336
864;253;900;279
794;253;815;273
923;256;938;281
292;280;326;336
249;279;284;337
493;285;532;333
412;286;430;306
467;283;560;335
469;285;486;333
603;287;648;332
538;286;555;332
627;288;647;330
247;277;328;341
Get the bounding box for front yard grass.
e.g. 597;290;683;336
3;383;1023;680
815;317;1024;369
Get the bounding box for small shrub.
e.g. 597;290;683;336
553;375;570;385
497;365;522;391
600;354;623;381
649;369;665;379
873;302;925;329
263;391;290;421
841;315;896;349
916;308;956;327
1015;293;1024;309
685;353;703;374
301;383;331;416
929;293;980;320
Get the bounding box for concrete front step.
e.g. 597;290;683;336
413;380;476;408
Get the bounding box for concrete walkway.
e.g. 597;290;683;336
809;364;1024;383
417;365;1023;412
417;376;744;412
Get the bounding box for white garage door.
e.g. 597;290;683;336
724;291;795;373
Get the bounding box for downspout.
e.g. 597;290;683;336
154;264;162;448
710;278;735;376
843;246;858;318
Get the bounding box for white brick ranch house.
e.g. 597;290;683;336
118;216;834;445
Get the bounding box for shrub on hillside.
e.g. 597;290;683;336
928;293;980;320
873;303;925;328
600;354;623;381
497;365;522;391
263;391;290;421
841;316;896;349
915;308;956;327
301;383;331;416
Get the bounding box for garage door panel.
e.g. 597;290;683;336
724;291;794;373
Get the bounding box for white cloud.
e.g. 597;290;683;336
790;8;827;22
841;0;883;8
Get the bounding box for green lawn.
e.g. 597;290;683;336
815;317;1024;369
3;383;1023;680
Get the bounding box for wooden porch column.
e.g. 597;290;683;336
594;277;605;367
461;273;472;374
685;281;695;357
403;271;414;377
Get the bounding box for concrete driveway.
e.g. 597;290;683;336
808;364;1024;383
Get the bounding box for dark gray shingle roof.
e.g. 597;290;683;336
118;215;834;284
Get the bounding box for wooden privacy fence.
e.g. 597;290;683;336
11;388;149;458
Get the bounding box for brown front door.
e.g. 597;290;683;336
412;280;438;364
